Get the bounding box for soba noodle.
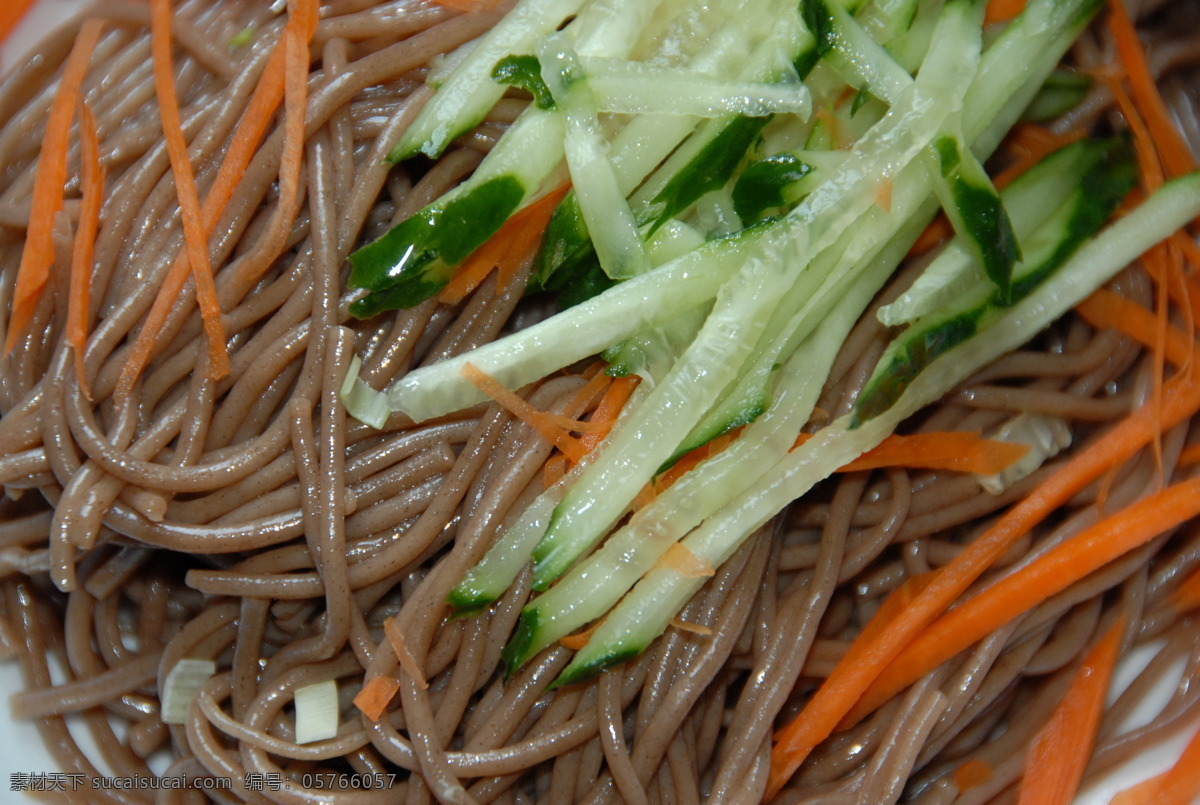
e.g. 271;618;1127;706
0;0;1198;803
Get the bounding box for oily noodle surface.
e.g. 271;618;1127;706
0;0;1198;803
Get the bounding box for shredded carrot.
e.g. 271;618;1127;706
116;0;318;397
841;432;1030;475
654;429;741;493
1108;0;1198;181
149;0;230;381
353;675;400;721
461;363;588;462
67;101;106;397
578;375;639;455
4;19;104;355
384;617;429;691
984;0;1026;25
1178;441;1200;468
669;618;713;637
1076;289;1194;368
1016;618;1124;805
1169;566;1200;613
909;216;952;258
559;618;604;650
767;354;1200;797
543;453;569;488
438;184;570;305
1110;721;1200;804
653;543;714;579
790;431;1029;475
0;0;36;47
873;179;893;213
954;759;993;793
850;478;1200;723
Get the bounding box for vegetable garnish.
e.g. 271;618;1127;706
353;675;400;722
770;338;1200;793
384;617;429;691
1075;288;1194;368
787;430;1029;475
67;101;106;397
148;0;230;383
1110;722;1200;804
836;431;1030;474
954;759;993;793
115;0;318;398
3;19;104;356
849;478;1200;723
293;679;340;745
1015;618;1124;805
438;183;571;305
1107;0;1198;182
460;362;594;463
0;0;36;48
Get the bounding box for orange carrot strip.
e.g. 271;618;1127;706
4;19;104;355
767;357;1200;798
841;432;1030;475
116;0;317;396
384;617;428;691
437;184;570;305
852;477;1200;723
543;453;569;488
1076;289;1193;368
0;0;36;46
67;101;106;397
1108;0;1198;181
1178;441;1200;468
653;543;714;579
1170;566;1200;613
353;676;400;721
954;759;993;793
984;0;1026;25
150;0;229;380
909;216;952;257
790;431;1029;475
578;375;639;454
1016;618;1124;805
559;620;601;651
461;363;587;462
1110;721;1200;804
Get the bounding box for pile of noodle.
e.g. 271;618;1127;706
0;0;1198;803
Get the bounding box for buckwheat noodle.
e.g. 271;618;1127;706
0;1;1199;804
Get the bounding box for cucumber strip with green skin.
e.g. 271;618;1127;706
928;132;1021;301
388;0;588;161
879;137;1118;326
855;137;1135;424
354;0;674;313
540;34;651;280
558;172;1200;686
527;0;983;592
802;0;913;106
732;154;815;223
530;251;793;588
536;4;810;284
383;229;760;423
491;55;556;109
507;219;903;671
548;0;1097;681
349;111;565;313
1022;68;1092;121
582;61;811;118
